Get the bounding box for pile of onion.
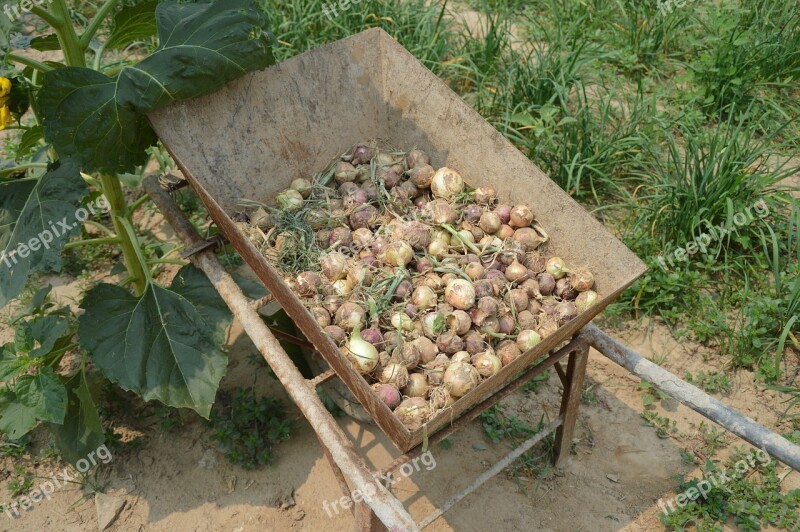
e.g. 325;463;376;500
242;144;599;432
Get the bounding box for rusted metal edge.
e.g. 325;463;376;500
582;323;800;471
381;337;587;476
417;417;563;529
143;176;419;532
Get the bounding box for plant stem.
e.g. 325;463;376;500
80;0;120;50
148;259;187;266
5;53;53;73
100;174;148;295
47;0;86;68
129;193;150;213
64;237;122;250
82;220;116;237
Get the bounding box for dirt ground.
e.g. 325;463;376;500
1;264;797;532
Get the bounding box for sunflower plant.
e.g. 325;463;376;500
0;0;274;464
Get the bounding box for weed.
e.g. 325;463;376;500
210;388;291;470
686;371;732;394
8;465;33;497
642;409;678;439
661;449;800;530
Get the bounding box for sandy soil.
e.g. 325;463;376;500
1;269;797;532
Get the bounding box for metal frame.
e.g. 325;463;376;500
143;176;800;531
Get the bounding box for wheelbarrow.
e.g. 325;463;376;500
144;28;800;531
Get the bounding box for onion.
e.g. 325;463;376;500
391;312;414;331
537;315;560;338
421;273;444;291
516;330;542;353
431;167;465;199
409;337;438;364
335;302;366;331
329;226;353;248
569;269;595;292
325;325;347;345
465;262;486;281
505;261;529;283
331;278;354;296
352;228;374;250
464;331;486;354
379;364;409;389
321;252;348;281
520;279;541;300
495;225;515;240
427;239;448;258
377;166;401;189
498;314;516;335
343;188;369;210
509;205;534;228
444;362;480;398
335;161;360;183
473;187;497;205
527;299;542;313
344;327;380;374
362;182;378;201
525;254;547;274
322;295;343;315
474;280;494;298
436;331;464;354
472;352;501;378
395;342;422;369
393;280;413;301
347;263;373;287
276;189;304;211
546;257;568;279
478;315;500;335
424;199;459;224
555;278;578;300
395;398;430;431
406;150;430;169
576;290;599;312
429;386;454;410
350;205;380;230
372;237;389;256
374;384;402;410
361;328;384;347
538;273;556;295
422;312;446;339
409;164;435;188
462;204;483;223
555;301;578;322
395;221;431;250
450;351;472;364
496;340;522;367
505;289;529;313
351;145;375;165
517;310;537;331
403;373;430;398
423;354;450;386
296;272;321;297
399;180;421;200
311;307;331;328
375;153;395;167
478;212;501;234
291;178;312;198
445;279;476;310
447;310;472;335
512;228;542;251
384;241;414;267
415;257;434;274
411;286;437;309
494;204;512;225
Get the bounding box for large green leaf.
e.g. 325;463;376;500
15;366;68;424
106;0;158;50
37;68;158;173
0;161;87;307
47;371;105;467
0;394;37;439
39;0;274;173
79;265;232;417
0;346;31;383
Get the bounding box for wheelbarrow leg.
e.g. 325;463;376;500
553;340;589;468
